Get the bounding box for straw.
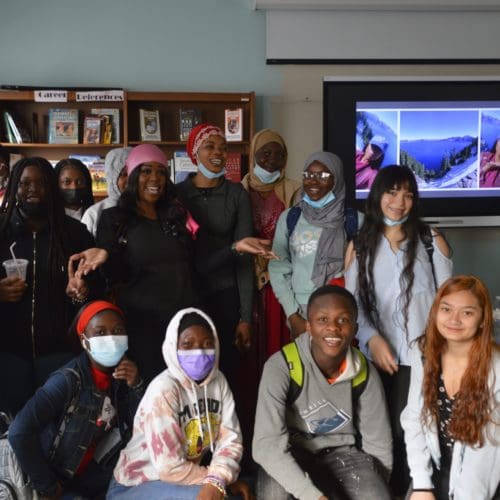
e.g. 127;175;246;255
9;242;22;279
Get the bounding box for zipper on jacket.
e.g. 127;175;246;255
31;231;37;360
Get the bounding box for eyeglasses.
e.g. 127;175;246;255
303;171;333;182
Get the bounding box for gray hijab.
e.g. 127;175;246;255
299;151;346;287
104;147;132;201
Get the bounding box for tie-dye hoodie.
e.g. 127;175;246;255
112;307;243;487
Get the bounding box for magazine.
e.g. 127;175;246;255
224;108;243;142
91;108;120;143
179;109;202;141
83;115;102;144
48;109;79;144
173;151;197;183
139;109;161;141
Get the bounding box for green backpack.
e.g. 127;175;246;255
281;341;369;404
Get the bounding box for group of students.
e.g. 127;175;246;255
0;124;498;499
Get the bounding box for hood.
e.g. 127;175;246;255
104;147;131;200
162;307;220;386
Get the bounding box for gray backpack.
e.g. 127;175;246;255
0;413;39;500
0;368;80;500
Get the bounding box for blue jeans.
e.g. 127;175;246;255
257;445;391;500
107;477;202;500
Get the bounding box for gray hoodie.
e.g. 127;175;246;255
82;147;131;236
253;332;392;499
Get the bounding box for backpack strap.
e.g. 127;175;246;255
286;206;302;238
351;348;369;404
281;342;369;405
48;368;81;460
420;225;437;290
281;341;303;404
344;206;358;242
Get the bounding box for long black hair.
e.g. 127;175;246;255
54;158;95;212
0;157;73;327
117;166;190;243
356;165;427;338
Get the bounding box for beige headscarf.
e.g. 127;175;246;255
242;129;299;208
242;129;301;289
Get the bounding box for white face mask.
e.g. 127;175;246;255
253;164;281;184
82;335;128;367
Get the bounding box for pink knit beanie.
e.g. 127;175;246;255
125;144;168;175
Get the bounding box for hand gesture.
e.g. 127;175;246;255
0;276;27;302
368;334;398;375
234;321;252;352
69;248;109;278
113;357;140;387
234;237;278;260
66;256;88;302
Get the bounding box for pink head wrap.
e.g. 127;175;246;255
125;144;168;175
186;123;225;165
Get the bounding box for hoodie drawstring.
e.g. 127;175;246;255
190;382;204;442
204;385;214;453
190;382;215;453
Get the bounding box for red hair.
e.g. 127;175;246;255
419;275;498;447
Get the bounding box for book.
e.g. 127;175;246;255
224;108;243;142
88;159;107;194
139;109;161;141
179;108;202;141
3;112;17;143
224;152;242;183
69;154;107;194
2;111;31;143
173;151;197;183
48;109;79;144
83;115;103;144
91;108;120;143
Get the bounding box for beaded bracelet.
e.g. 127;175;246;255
204;475;226;497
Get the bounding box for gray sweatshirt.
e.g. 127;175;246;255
253;333;393;500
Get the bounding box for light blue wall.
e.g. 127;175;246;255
0;0;281;128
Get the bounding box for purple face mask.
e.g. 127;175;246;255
177;349;216;381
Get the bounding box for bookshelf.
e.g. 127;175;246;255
0;89;256;182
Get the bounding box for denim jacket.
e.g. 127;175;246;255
8;352;144;496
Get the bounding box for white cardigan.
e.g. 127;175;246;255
401;346;500;500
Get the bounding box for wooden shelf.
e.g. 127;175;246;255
1;90;255;178
0;143;125;148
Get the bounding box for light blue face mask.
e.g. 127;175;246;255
383;214;409;227
253;164;281;184
198;161;226;179
303;191;335;209
84;335;128;367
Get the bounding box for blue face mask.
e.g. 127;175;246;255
383;214;409;227
303;191;335;209
198;162;226;180
84;335;128;367
177;349;216;381
253;164;281;184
